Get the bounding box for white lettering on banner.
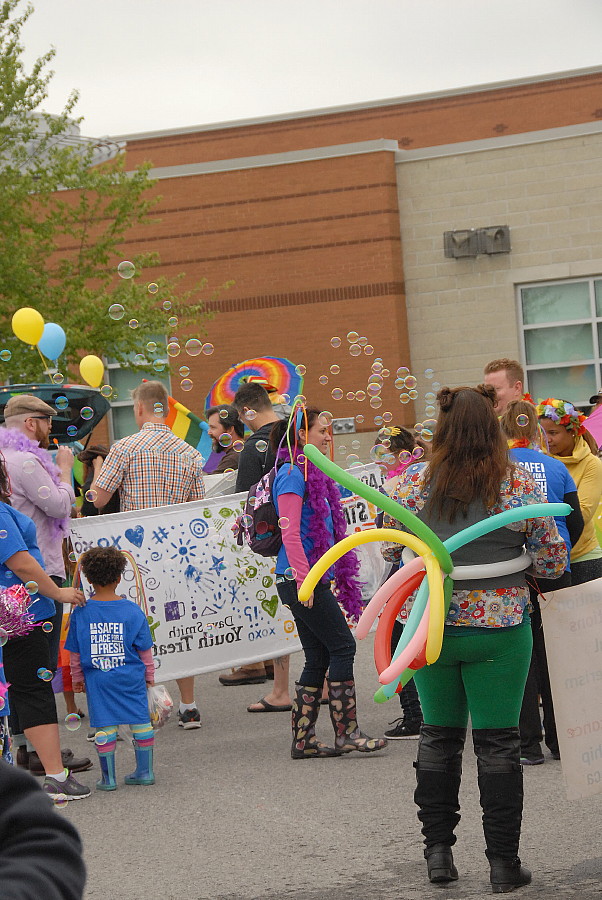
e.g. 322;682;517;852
69;465;386;683
542;578;602;800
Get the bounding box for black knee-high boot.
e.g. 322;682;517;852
414;724;466;883
473;728;532;894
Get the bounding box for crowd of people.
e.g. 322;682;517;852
1;357;601;896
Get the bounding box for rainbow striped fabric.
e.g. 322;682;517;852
166;395;212;462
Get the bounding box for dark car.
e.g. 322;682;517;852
0;383;110;445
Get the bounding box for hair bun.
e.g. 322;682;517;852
476;383;497;405
437;387;454;411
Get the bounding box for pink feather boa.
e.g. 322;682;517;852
0;427;71;541
277;446;364;621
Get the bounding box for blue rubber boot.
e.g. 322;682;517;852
96;749;117;791
124;741;155;785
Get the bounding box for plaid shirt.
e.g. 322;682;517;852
95;423;205;512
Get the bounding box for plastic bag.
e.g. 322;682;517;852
147;684;173;729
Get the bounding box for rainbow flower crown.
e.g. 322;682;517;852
535;397;587;436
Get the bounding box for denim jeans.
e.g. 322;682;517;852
276;578;356;687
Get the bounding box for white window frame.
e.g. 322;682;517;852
517;275;602;407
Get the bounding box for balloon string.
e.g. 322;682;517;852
36;346;52;381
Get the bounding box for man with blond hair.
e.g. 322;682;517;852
483;358;525;415
91;381;205;729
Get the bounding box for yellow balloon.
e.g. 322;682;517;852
79;355;104;388
11;307;45;345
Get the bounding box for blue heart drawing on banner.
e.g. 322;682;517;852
125;525;144;548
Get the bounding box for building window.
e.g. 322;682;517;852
105;352;170;441
518;277;602;407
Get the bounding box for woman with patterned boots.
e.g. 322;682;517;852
269;407;387;760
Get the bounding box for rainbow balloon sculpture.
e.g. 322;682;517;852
298;444;570;703
205;357;303;410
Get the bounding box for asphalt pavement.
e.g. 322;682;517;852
56;637;601;900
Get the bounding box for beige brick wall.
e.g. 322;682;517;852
396;131;602;389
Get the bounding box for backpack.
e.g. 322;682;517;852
235;466;283;557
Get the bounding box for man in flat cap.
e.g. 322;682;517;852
0;394;91;778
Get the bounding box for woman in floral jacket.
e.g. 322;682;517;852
385;385;567;894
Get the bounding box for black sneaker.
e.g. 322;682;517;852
178;708;202;730
43;772;91;801
384;718;422;740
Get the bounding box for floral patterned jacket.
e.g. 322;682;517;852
382;463;568;628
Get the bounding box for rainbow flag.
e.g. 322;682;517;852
166;396;212;463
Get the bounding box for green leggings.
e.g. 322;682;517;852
412;624;533;729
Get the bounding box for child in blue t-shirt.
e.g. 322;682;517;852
66;547;155;791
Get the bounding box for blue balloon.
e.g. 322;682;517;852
37;323;66;360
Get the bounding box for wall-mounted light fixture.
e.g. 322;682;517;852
444;225;511;259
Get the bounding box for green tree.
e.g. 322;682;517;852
0;0;230;385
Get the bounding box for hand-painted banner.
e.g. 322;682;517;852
68;465;386;683
541;578;602;800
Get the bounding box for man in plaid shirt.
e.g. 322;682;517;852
90;381;205;729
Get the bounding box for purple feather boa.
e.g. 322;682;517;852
277;446;364;621
0;427;71;541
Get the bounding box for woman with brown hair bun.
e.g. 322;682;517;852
392;386;567;893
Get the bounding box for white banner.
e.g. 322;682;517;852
68;465;386;683
541;578;602;800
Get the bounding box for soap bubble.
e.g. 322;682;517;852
351;440;361;450
81;407;94;420
356;414;365;424
346;454;361;467
55;396;69;411
68;551;77;563
134;354;146;366
52;372;64;385
399;449;412;463
425;368;435;379
65;713;81;732
394;378;405;390
319;375;329;385
0;349;12;362
256;440;268;452
202;343;214;355
432;382;441;391
347;331;359;343
168;316;178;328
95;731;108;747
153;359;167;373
408;390;418;400
363;345;374;356
117;260;135;279
372;362;384;374
219;409;229;419
84;489;97;503
331;388;343;400
383;412;393;423
147;282;159;294
381;368;390;378
128;318;139;329
162;300;172;311
330;337;342;348
293;394;306;405
516;414;529;427
412;446;425;460
284;566;297;581
25;582;39;597
338;445;348;455
167;342;181;358
37;485;51;500
398;393;409;404
219;434;233;449
146;341;157;354
370;397;383;409
37;667;53;681
108;303;125;321
330;364;340;375
233;440;244;453
425;405;436;416
367;384;381;396
295;364;307;375
349;344;362;357
421;428;434;442
41;621;53;633
66;425;77;437
278;517;290;529
0;628;7;647
100;385;113;398
358;336;367;346
245;409;257;421
397;366;409;377
404;375;418;389
346;392;355;401
153;403;164;416
356;390;366;402
0;530;6;539
22;459;36;474
179;365;190;377
414;422;424;433
318;411;333;427
425;392;436;402
180;379;193;391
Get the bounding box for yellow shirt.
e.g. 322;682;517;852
551;437;602;561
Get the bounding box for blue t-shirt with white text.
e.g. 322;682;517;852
0;502;54;622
